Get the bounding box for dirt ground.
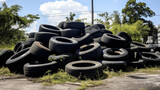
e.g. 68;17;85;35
0;73;160;90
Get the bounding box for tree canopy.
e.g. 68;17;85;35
122;0;155;24
0;3;39;45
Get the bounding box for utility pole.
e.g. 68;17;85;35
91;0;94;25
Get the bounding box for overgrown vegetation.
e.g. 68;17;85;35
0;3;39;46
0;67;15;76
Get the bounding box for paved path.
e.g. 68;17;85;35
1;73;160;90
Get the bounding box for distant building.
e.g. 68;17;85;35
158;25;160;44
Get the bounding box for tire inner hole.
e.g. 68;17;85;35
80;45;94;51
72;63;95;67
56;38;72;43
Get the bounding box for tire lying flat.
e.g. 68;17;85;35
65;60;103;79
79;43;102;60
103;48;129;61
24;61;58;77
49;36;79;54
101;33;127;48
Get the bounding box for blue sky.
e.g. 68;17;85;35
1;0;160;32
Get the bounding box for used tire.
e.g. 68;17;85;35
48;54;76;69
28;32;36;38
102;60;127;70
141;52;160;62
65;60;103;79
58;21;65;29
6;48;38;73
24;61;58;77
85;24;105;31
101;33;127;48
103;48;129;61
23;38;35;48
30;41;51;61
61;28;81;38
127;59;144;68
35;32;59;46
0;49;14;67
63;22;85;30
116;32;132;43
79;43;102;60
131;41;151;52
102;29;113;34
39;24;61;35
49;36;79;54
127;47;141;62
13;41;25;53
72;33;93;46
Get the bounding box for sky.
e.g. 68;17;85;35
0;0;160;33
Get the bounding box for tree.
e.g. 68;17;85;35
122;0;155;24
122;0;156;43
112;11;121;25
95;12;112;29
66;12;76;21
0;3;39;45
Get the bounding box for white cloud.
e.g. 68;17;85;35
0;0;6;3
40;0;97;25
26;21;38;33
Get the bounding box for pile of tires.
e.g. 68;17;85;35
1;21;160;79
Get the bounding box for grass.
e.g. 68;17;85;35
36;69;103;90
0;67;15;76
0;44;14;50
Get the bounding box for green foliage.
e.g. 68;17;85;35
0;67;15;76
0;3;39;45
95;12;112;29
110;20;150;42
111;11;121;25
122;0;155;24
66;12;76;21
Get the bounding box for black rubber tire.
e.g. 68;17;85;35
154;47;160;52
63;22;85;30
39;24;61;35
85;24;105;31
58;21;65;29
49;36;79;54
102;60;127;71
93;37;106;46
101;33;127;48
35;32;59;46
6;48;38;73
13;41;25;53
23;38;35;49
102;29;113;34
48;54;75;69
141;52;160;62
28;32;36;38
127;59;144;68
65;60;103;79
79;43;102;60
89;29;104;38
103;48;129;61
30;41;51;61
72;33;93;46
126;47;141;62
116;32;132;43
24;61;58;77
131;41;151;52
61;28;81;38
0;49;14;67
